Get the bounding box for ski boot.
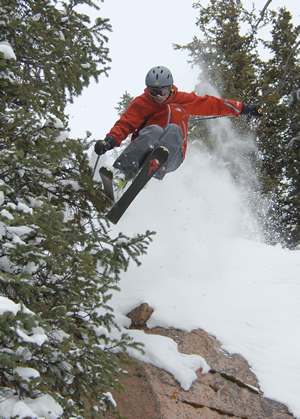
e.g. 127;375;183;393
112;169;127;200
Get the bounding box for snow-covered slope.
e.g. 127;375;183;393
100;140;300;418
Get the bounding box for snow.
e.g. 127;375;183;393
16;326;48;346
17;201;33;214
14;367;40;382
0;394;63;419
103;392;117;408
0;296;24;316
126;329;209;391
0;296;48;347
97;140;300;418
0;209;14;220
44;116;64;129
0;296;37;317
0;41;16;60
6;225;34;237
0;190;4;205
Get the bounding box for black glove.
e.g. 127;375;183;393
240;104;263;117
94;136;116;155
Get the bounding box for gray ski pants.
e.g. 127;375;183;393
113;124;184;180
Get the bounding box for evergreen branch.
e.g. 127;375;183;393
254;0;273;30
263;40;300;95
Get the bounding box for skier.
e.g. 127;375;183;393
95;66;262;193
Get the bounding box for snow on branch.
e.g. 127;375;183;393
0;41;16;60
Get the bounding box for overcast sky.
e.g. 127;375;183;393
67;0;299;140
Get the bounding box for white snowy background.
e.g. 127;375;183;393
1;0;300;418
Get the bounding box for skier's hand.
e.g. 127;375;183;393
240;104;263;117
95;136;116;155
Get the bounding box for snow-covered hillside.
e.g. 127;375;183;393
96;134;300;418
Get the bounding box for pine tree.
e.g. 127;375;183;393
0;0;112;116
1;1;153;417
175;0;264;233
115;91;134;116
176;0;260;99
176;0;300;248
175;0;262;158
259;8;300;247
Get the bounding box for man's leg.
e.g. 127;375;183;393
113;125;164;179
154;124;184;179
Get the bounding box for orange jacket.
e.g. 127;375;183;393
107;85;243;158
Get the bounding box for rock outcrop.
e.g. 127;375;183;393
104;304;294;418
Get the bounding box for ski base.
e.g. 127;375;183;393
105;146;169;224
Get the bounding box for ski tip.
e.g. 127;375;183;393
105;213;119;225
99;165;113;175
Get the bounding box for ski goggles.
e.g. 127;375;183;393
148;86;171;98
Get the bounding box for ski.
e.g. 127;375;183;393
99;166;114;201
105;146;169;225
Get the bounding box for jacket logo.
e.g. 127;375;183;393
175;107;182;112
148;158;160;175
